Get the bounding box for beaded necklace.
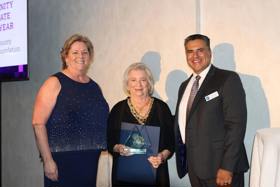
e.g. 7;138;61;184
127;97;154;125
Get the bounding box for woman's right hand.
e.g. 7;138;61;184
43;159;58;181
113;144;132;156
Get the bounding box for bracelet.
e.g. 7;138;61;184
158;152;166;163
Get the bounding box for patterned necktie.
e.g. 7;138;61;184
187;75;201;117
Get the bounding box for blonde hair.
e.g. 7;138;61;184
60;34;94;70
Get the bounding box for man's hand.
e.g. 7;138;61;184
216;168;232;186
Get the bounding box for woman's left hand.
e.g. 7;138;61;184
148;153;165;168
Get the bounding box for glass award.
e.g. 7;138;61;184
117;122;160;183
123;125;152;155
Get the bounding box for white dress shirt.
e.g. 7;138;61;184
178;64;211;143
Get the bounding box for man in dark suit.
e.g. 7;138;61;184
174;34;249;187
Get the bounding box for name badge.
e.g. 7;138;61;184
205;91;219;101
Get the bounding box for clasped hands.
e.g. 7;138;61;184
113;144;167;168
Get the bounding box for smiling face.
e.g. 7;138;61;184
127;69;150;98
185;39;212;74
65;41;92;72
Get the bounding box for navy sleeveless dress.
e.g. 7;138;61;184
44;72;109;187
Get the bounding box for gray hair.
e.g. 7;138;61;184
123;62;154;96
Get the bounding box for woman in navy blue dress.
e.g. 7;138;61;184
32;34;109;187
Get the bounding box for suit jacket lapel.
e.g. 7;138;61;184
174;76;192;120
174;76;191;140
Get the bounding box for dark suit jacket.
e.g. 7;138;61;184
174;65;249;179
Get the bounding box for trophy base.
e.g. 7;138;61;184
124;147;147;155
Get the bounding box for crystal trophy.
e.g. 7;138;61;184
123;125;152;155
